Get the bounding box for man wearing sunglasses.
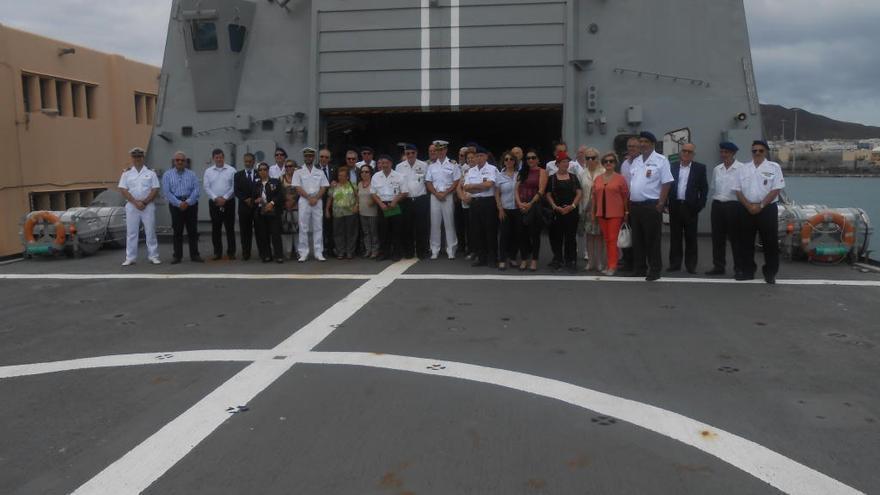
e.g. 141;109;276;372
733;140;785;284
269;147;287;179
234;152;258;260
628;131;674;281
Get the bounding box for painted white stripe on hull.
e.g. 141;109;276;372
420;0;431;109
70;260;417;495
450;0;460;107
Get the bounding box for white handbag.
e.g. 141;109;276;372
617;223;632;248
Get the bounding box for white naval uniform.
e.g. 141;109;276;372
118;165;160;262
628;151;674;201
733;160;785;203
545;160;584;177
711;161;744;202
292;165;330;257
463;163;498;198
269;163;284;179
396;159;429;198
369;169;406;202
425;158;462;257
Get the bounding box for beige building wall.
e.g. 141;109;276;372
0;24;159;257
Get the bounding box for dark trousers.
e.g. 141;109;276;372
619;247;633;271
209;199;236;256
518;209;543;260
630;202;663;276
379;206;404;259
238;205;255;260
735;203;779;278
499;208;521;262
403;195;430;257
549;211;580;264
254;213;283;260
455;201;469;254
323;214;334;256
469;197;498;264
668;200;700;271
169;203;199;260
710;200;740;273
333;214;360;257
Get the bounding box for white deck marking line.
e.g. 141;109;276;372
420;0;430;108
0;273;372;280
70;259;417;495
397;274;880;287
299;352;864;495
0;350;271;380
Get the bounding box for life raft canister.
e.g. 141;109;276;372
23;211;66;249
799;211;855;260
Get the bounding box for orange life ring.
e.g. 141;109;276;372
23;211;66;247
799;211;855;250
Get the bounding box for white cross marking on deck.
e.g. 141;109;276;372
0;261;869;495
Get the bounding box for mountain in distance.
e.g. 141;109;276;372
761;104;880;141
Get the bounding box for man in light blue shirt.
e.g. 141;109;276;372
161;151;202;264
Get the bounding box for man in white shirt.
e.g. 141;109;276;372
425;140;461;259
396;143;430;258
462;146;499;267
269;147;287;179
706;141;744;276
356;147;376;173
203;148;237;260
371;154;407;261
118;147;160;266
733;140;785;284
628;131;674;281
291;146;329;262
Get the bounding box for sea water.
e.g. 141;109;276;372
784;176;879;257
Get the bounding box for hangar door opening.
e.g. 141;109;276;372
322;106;562;162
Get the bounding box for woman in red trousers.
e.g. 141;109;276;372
592;152;629;276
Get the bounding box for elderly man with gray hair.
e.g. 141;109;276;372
161;151;203;264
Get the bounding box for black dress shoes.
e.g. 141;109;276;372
705;268;725;275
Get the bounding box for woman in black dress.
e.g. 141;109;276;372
546;153;582;271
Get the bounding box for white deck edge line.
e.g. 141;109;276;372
397;274;880;287
70;259;417;495
420;0;430;109
0;273;373;280
450;0;460;107
299;352;864;495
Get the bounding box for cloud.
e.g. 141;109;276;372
744;0;880;125
2;0;879;126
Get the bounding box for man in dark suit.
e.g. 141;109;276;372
667;143;709;273
234;153;258;260
252;162;286;263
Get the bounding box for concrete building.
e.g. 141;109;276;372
0;24;159;257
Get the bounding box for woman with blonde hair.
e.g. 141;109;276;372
578;147;605;271
592;151;630;275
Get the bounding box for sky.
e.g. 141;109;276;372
1;0;878;126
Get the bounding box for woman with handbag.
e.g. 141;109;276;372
515;150;548;271
252;162;286;263
546;153;582;271
592;152;630;276
577;147;605;271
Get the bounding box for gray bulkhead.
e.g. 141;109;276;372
147;0;762;222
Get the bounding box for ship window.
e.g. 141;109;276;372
228;24;247;53
181;126;193;137
261;120;274;131
21;75;32;112
191;21;218;51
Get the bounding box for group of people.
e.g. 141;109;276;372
118;132;784;283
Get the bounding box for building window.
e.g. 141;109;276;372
22;72;96;119
228;24;247;53
191;21;218;51
134;92;157;125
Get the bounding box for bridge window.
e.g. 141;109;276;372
191;21;218;51
228;24;247;53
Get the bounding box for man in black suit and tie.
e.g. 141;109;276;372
668;143;709;273
234;152;258;260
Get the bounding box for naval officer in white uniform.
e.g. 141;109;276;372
396;143;430;258
733;140;785;284
425;140;461;259
118;147;161;266
291;146;329;262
